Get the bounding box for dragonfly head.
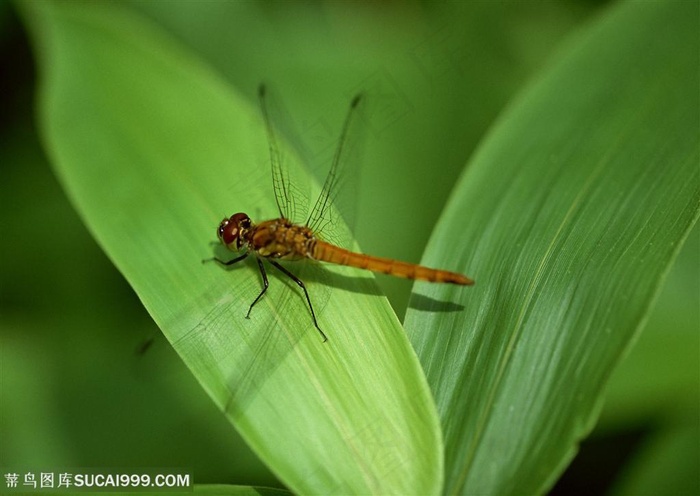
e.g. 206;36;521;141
217;212;252;251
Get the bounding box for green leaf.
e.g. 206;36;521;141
405;0;699;494
20;1;441;494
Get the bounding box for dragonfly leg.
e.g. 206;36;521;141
269;260;328;342
202;252;249;266
246;257;269;319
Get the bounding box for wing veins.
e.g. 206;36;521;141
259;84;292;219
307;94;363;233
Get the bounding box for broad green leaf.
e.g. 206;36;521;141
20;1;441;494
405;0;699;494
601;223;699;428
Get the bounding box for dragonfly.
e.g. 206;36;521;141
207;84;474;342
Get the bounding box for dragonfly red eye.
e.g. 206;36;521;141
217;218;238;246
231;212;251;229
218;213;252;248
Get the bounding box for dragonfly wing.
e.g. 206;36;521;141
258;84;309;223
306;91;367;250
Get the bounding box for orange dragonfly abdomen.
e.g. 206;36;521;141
310;240;474;285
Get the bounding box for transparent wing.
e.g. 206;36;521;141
254;85;368;328
305;92;366;249
257;83;309;223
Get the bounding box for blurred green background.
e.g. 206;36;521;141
1;0;697;493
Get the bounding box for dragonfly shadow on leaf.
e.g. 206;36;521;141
407;291;466;313
282;260;384;297
174;286;304;418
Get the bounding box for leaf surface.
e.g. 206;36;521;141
21;1;442;493
405;0;700;493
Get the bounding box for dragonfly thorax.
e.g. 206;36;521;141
218;212;253;251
